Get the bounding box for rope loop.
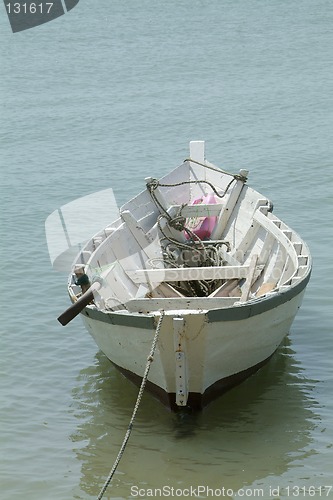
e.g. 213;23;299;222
234;173;248;183
169;215;187;231
146;178;159;192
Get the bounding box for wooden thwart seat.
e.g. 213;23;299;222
126;264;251;284
126;253;260;304
125;296;240;313
167;203;224;218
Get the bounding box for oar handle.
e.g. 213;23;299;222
57;281;101;326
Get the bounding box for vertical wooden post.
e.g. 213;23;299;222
173;317;188;406
189;140;205;163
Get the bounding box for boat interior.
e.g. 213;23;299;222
69;146;311;314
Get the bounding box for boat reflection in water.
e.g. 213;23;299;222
69;336;319;499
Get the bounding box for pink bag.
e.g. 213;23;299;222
184;193;217;240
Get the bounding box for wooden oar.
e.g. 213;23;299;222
57;281;102;326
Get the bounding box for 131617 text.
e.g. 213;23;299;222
5;3;54;14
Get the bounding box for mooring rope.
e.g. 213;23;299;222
96;310;165;500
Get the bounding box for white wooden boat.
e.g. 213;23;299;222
58;141;311;410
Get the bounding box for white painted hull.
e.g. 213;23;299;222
80;288;306;409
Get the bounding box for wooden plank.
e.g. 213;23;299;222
257;232;276;266
79;250;91;264
126;265;249;283
168;203;224;218
126;296;240;313
240;254;258;302
104;226;116;236
190;140;205;163
232;220;260;259
278;255;293;286
100;226;148;298
253;210;298;268
135;281;185;299
121;210;154;245
256;282;276;297
262;244;286;288
209;279;239;298
120;210;163;265
232;200;270;260
156;282;184;298
136;284;150;298
96;261;135;305
173;317;188;406
211;179;245;239
217;247;242;266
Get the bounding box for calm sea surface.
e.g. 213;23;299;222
1;1;333;499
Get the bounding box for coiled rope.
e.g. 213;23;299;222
96;310;165;500
146;168;237;298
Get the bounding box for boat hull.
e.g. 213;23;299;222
80;280;308;411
